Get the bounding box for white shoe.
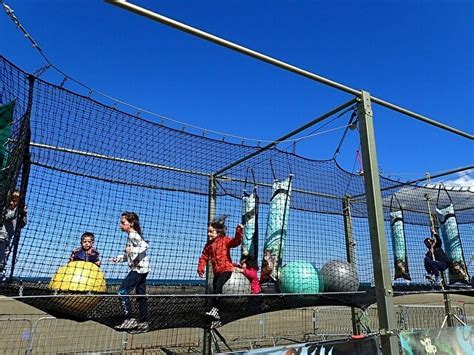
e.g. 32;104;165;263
129;322;149;334
115;318;138;330
205;307;220;320
137;322;149;332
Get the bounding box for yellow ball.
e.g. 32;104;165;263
49;261;106;292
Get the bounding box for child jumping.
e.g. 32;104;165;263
111;212;150;332
70;232;100;266
424;229;449;285
0;191;27;275
260;250;276;284
197;215;243;324
234;255;261;294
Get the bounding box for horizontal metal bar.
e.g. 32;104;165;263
106;0;473;140
105;0;359;96
30;142;210;177
350;165;474;200
31;142;350;201
31;161;209;196
6;290;368;300
370;97;473;140
217;175;343;200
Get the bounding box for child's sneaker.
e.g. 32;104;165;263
434;276;443;286
129;322;149;334
136;322;149;332
115;318;138;330
425;274;434;282
205;307;220;320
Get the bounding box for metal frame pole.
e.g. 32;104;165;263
431;215;455;327
104;1;358;96
8;74;34;281
342;196;359;335
105;0;473;140
203;175;217;354
357;91;398;354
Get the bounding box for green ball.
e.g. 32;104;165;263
279;261;321;294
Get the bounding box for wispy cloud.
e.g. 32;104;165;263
442;169;474;188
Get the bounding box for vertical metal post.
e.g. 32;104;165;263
120;332;128;354
432;217;454;327
342;196;359;334
442;294;454;327
357;91;399;354
343;196;356;264
8;74;34;281
202;175;217;355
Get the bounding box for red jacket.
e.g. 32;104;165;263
241;267;262;294
198;226;242;276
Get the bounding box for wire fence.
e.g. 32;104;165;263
313;303;469;338
0;297;471;354
462;302;474;324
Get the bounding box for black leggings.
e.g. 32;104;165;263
212;271;232;307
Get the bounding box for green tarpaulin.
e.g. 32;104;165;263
0;100;15;168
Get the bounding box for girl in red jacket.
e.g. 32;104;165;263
197;215;243;323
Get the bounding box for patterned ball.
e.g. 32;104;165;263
49;261;106;292
49;261;106;313
320;260;359;292
279;261;321;294
222;271;250;294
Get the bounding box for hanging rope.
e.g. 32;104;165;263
285;153;293;176
435;182;453;208
332;108;357;160
356;148;364;175
269;159;277;181
424;193;436;237
389;193;402;213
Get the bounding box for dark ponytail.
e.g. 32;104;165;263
121;211;142;236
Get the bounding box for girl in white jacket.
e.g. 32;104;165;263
112;212;150;331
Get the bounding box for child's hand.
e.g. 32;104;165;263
198;271;204;278
233;267;242;273
109;257;118;263
236;224;243;232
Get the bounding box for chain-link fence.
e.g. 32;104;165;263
1;296;472;354
312;304;467;340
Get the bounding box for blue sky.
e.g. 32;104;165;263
1;0;473;181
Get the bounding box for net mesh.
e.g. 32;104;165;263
0;55;472;332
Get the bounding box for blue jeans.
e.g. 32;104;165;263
118;271;148;322
424;257;448;277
